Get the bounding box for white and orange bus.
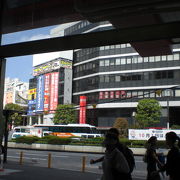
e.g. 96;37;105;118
33;124;102;138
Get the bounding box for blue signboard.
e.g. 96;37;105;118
36;75;45;112
27;100;36;115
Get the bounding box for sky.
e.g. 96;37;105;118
2;25;57;83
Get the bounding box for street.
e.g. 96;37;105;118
6;148;148;180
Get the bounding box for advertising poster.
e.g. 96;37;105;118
36;75;45;112
27;100;36;115
49;72;59;113
99;92;104;99
44;73;51;112
79;96;87;124
129;129;180;140
110;91;114;99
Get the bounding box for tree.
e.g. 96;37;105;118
135;99;161;128
53;104;77;124
4;103;26;127
113;117;128;137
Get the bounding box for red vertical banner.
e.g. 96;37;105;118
49;72;59;113
79;96;87;124
44;73;51;112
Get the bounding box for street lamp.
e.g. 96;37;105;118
165;89;173;129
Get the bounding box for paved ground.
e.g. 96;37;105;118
0;161;100;180
0;161;149;180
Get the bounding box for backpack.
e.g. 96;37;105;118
123;147;135;173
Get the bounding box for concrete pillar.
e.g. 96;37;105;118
29;116;32;125
38;115;41;124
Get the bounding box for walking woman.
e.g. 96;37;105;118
163;132;180;180
145;136;162;180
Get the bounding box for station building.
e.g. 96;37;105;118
64;21;180;127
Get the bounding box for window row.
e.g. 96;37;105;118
72;89;180;105
99;71;174;83
99;53;180;67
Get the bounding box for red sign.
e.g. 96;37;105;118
104;91;109;99
49;72;59;113
44;73;51;112
99;92;104;99
110;91;114;99
79;96;87;124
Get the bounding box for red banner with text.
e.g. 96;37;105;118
79;96;87;124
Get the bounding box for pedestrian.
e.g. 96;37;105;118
101;132;130;180
153;131;180;180
0;144;4;170
90;128;134;180
145;136;162;180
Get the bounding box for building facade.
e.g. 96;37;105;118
27;57;73;125
64;21;180;128
4;78;29;107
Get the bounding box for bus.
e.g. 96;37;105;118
33;124;103;138
12;126;51;139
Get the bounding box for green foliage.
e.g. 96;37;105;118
113;117;128;138
15;136;40;144
4;103;26;126
53;104;77;124
135;99;162;128
171;125;180;129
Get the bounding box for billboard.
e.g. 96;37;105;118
49;72;59;113
44;74;51;112
33;58;72;76
129;129;180;140
36;75;45;112
79;96;87;124
27;100;36;115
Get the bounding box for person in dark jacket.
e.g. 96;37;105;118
145;136;162;180
152;131;180;180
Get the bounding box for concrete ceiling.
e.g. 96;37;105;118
1;0;180;57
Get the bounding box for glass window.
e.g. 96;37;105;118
150;92;155;98
110;45;115;49
115;75;121;82
104;60;110;66
126;91;131;98
115;44;121;48
144;57;148;63
100;60;105;66
167;55;173;61
121;44;126;48
175;90;180;96
110;59;115;66
162;56;167;61
173;53;179;60
127;57;131;64
155;56;161;62
105;75;109;82
105;46;110;50
126;43;131;47
100;76;104;83
144;91;149;98
138;57;143;63
167;71;173;78
149;56;155;62
132;91;138;97
121;58;126;65
132;57;138;64
116;58;121;65
138;91;143;98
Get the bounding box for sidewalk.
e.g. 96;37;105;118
0;161;100;180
